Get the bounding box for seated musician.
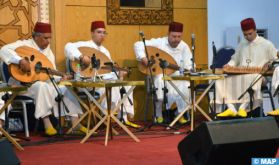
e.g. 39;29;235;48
216;18;278;117
134;21;194;124
64;20;140;128
0;22;87;136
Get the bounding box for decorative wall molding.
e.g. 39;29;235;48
0;0;49;47
107;0;173;25
38;0;49;23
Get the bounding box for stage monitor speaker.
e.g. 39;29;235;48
0;138;20;165
178;117;279;165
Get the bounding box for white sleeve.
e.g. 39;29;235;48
227;46;241;66
272;66;279;92
102;48;113;61
134;38;163;61
0;40;25;64
48;49;57;70
64;42;83;61
182;44;195;70
267;41;278;60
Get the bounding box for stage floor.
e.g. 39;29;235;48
14;121;279;165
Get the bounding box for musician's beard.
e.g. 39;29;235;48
40;44;49;50
169;41;180;48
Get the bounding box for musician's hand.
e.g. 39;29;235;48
263;61;272;71
119;71;128;79
79;55;91;67
223;64;230;68
141;57;149;66
61;74;73;81
19;59;31;72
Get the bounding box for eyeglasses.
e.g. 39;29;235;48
96;31;108;35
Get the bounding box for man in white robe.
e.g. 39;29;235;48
134;22;193;124
0;22;86;136
217;18;278;118
64;21;140;128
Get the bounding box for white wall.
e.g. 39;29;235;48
208;0;279;65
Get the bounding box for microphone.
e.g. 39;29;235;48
139;31;145;39
91;54;96;64
91;54;100;69
35;62;49;72
191;33;195;51
190;33;196;72
159;58;169;69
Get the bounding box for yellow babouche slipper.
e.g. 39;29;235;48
157;117;164;124
79;125;88;134
217;109;237;117
45;126;57;136
125;121;141;128
238;108;247;118
179;116;188;124
267;109;279;116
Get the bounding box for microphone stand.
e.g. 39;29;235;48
139;33;174;131
273;79;279;97
107;63;133;124
211;41;218;117
45;68;70;136
159;59;171;123
90;54;100;105
211;42;217;74
139;34;161;130
191;34;196;73
91;54;100;82
238;65;272;113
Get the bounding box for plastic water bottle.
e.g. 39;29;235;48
179;60;184;75
75;64;81;81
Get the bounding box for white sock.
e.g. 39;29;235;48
227;104;237;112
239;103;249;111
42;117;53;129
70;116;85;129
155;101;163;117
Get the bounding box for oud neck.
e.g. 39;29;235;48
167;63;180;70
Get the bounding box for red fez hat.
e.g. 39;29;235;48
241;18;256;31
33;22;51;33
169;22;183;32
91;21;105;32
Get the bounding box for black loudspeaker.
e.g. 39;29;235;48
178;117;279;165
0;139;20;165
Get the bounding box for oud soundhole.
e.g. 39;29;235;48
35;62;42;73
155;53;159;57
30;55;35;61
152;68;156;72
